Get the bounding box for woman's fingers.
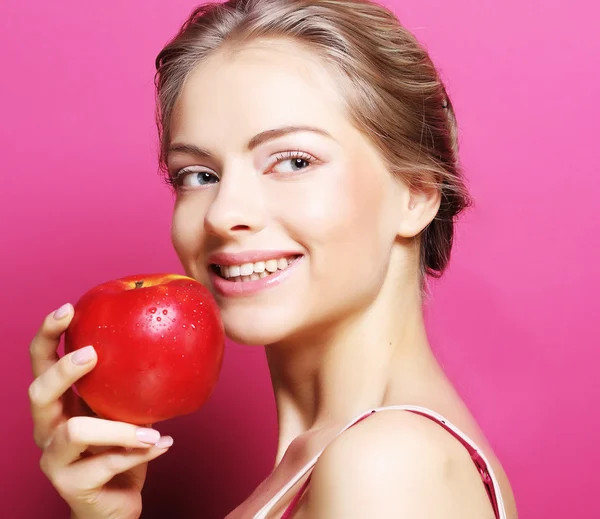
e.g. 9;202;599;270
30;303;74;378
29;346;97;448
44;416;167;467
40;416;173;496
30;346;97;408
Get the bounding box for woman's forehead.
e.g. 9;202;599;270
170;40;352;147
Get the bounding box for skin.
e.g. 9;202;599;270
28;38;517;519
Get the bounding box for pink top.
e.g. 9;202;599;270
252;405;507;519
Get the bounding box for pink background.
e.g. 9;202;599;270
2;0;598;517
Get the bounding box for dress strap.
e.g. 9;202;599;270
253;405;507;519
253;408;376;519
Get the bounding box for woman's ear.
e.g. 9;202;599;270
396;186;441;238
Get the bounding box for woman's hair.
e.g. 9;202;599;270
154;0;472;279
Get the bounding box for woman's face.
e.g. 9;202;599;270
168;39;412;345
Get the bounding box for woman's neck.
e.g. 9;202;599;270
264;280;440;464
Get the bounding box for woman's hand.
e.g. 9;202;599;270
29;303;173;519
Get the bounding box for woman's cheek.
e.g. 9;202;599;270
171;204;203;271
275;171;357;236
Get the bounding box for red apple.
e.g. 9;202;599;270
64;273;224;425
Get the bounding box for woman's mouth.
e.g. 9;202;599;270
208;254;303;297
210;255;301;282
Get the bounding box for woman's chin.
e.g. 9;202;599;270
224;327;282;346
222;312;298;347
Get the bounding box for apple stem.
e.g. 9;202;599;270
135;281;144;289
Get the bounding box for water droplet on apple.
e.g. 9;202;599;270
162;309;168;315
149;308;157;314
190;324;196;329
182;324;187;328
157;316;162;321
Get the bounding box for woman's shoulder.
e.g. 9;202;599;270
314;407;475;474
305;408;497;518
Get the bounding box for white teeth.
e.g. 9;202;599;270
216;256;298;281
240;263;254;276
265;259;278;272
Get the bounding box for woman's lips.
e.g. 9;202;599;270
209;255;303;297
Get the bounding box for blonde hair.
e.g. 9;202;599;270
154;0;472;278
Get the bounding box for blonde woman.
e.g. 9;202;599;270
28;0;518;517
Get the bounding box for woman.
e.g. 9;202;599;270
28;0;518;517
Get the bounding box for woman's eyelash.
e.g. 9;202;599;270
273;150;314;163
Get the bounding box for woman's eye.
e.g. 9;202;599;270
173;169;219;188
271;153;314;174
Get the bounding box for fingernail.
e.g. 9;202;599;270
136;428;161;444
71;345;96;365
53;303;72;320
155;436;174;448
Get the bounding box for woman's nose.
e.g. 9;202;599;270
203;170;267;239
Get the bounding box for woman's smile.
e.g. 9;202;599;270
208;252;304;297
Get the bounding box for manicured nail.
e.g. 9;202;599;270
53;303;72;320
71;345;96;365
155;436;174;448
136;428;161;444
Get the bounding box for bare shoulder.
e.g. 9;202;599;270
304;410;496;519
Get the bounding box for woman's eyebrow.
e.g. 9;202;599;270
168;125;334;159
247;125;334;150
167;143;212;159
